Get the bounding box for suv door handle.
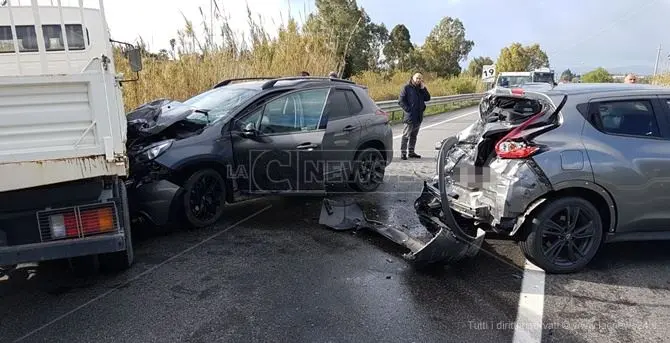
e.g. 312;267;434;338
296;143;319;149
342;125;358;132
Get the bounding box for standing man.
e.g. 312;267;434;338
398;72;430;160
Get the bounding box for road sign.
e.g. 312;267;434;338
482;64;496;81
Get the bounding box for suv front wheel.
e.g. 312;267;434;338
182;168;227;228
519;196;603;274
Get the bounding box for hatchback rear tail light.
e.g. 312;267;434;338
495;110;546;159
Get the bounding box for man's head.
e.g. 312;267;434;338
328;71;338;78
300;71;310;76
624;73;637;83
411;72;424;86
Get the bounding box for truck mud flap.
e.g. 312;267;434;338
319;197;485;267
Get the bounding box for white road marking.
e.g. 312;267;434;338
393;110;478;140
512;260;546;343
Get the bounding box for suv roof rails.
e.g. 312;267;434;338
213;77;279;88
261;76;356;90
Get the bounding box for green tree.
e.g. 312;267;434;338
560;69;574;81
581;67;613;83
305;0;386;77
421;17;474;77
466;56;494;78
496;42;549;72
383;24;414;71
366;22;389;71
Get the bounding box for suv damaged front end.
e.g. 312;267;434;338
414;87;566;261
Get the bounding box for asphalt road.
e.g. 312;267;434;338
1;106;669;343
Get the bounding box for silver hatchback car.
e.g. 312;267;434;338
415;82;670;273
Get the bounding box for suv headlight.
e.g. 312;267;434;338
139;140;173;162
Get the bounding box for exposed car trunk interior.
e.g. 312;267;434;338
459;92;561;167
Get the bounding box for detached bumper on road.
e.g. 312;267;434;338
413;181;486;264
319;136;485;268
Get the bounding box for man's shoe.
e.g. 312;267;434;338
401;153;407;160
408;152;421;158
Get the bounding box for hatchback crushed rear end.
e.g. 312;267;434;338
414;85;590;272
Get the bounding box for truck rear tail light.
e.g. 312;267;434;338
49;212;78;239
39;203;118;241
80;207;115;234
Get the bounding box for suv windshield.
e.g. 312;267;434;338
497;76;531;87
183;86;260;123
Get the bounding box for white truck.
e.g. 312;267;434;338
0;0;141;273
494;68;556;88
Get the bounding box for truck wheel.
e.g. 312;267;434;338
182;168;226;228
350;148;385;192
519;196;603;274
99;180;135;272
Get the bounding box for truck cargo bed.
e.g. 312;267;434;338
0;58;127;192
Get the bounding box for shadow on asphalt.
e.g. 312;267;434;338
544;240;670;292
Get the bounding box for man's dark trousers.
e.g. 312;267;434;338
400;119;421;155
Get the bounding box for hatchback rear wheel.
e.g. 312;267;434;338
520;196;603;274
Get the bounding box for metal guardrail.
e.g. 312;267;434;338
375;93;485;113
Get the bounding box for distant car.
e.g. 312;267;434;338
416;82;670;273
495;72;532;88
126;77;393;228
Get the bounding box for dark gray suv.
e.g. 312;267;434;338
125;77;393;228
415;83;670;273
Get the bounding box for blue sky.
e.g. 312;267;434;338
352;0;670;75
104;0;670;76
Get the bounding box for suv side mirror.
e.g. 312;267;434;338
127;48;143;72
241;122;257;137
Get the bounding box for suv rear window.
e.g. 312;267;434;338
344;90;363;114
591;100;661;138
324;89;364;120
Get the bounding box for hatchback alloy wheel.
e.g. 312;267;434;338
520;197;603;274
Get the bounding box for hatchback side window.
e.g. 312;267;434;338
257;88;329;135
592;100;661;138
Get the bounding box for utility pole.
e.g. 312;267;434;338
653;44;661;76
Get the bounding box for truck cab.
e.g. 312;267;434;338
531;67;556;85
0;0;141;274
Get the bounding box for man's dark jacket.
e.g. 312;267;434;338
398;82;431;124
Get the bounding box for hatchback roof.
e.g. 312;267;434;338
542;82;670;95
